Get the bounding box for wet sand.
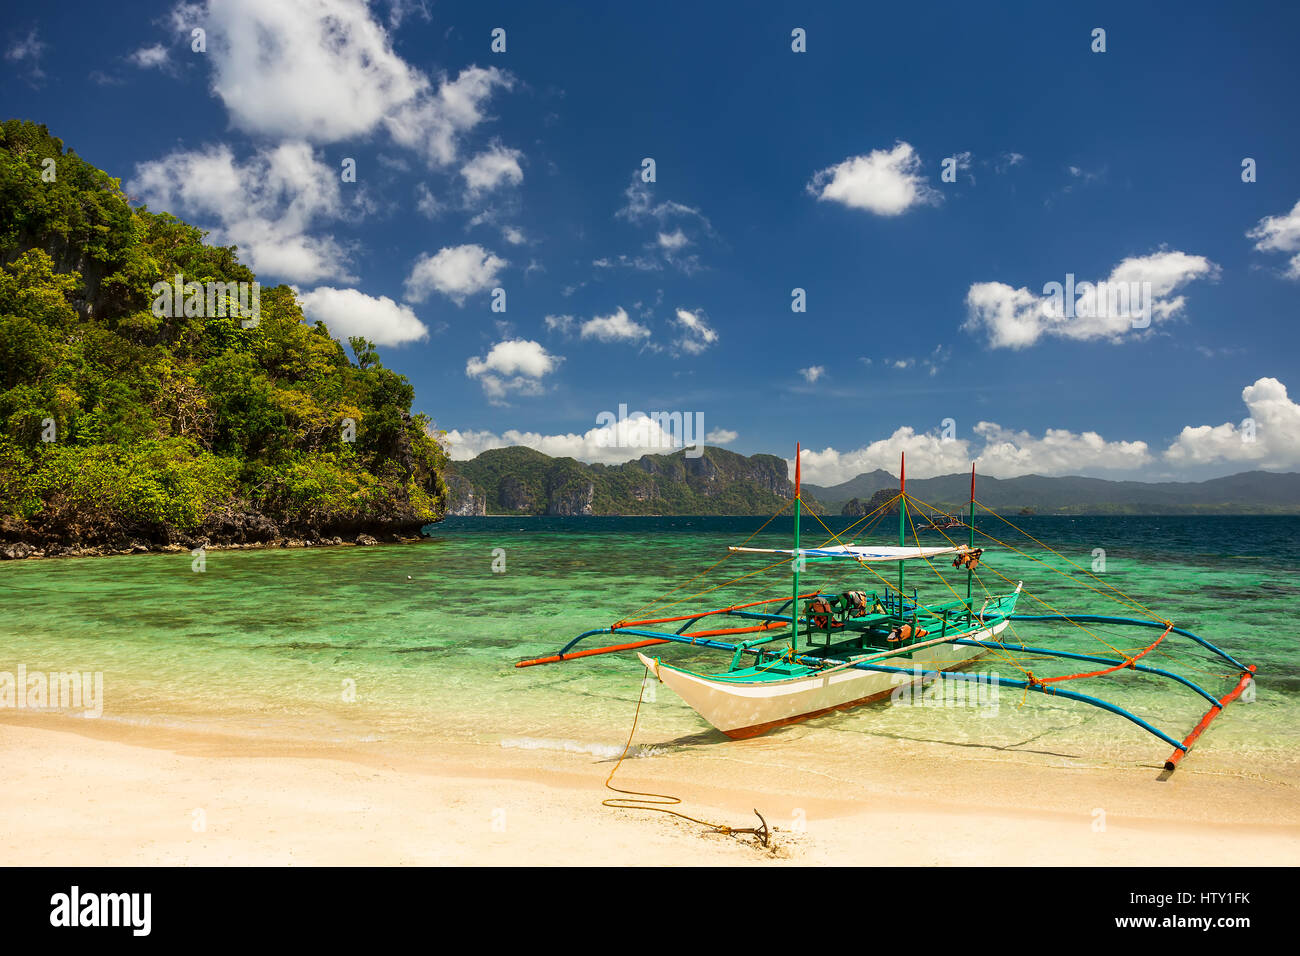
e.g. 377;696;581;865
3;714;1296;865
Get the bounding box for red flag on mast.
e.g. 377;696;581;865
794;442;801;499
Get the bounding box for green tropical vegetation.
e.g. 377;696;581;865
0;120;448;554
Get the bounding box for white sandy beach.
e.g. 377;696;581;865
3;714;1297;866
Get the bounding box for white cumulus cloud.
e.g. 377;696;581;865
964;250;1218;349
798;381;1300;486
297;287;427;346
974;423;1151;476
798;429;974;485
442;414;716;464
186;0;424;141
1165;377;1300;469
128;44;169;69
673;308;718;354
658;229;689;250
403;244;507;304
176;0;512;166
580;308;651;343
464;339;561;404
460;144;524;194
386;65;514;167
798;424;1154;486
807;142;939;216
1247;199;1300;279
129;141;353;283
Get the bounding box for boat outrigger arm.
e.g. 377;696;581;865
517;450;1257;771
726;544;966;562
519;588;1255;770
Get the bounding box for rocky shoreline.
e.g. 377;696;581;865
0;510;433;561
0;532;426;561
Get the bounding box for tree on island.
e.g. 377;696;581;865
0;120;449;555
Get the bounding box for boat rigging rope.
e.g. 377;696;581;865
804;492;903;550
788;499;1038;681
618;554;800;624
619;498;793;622
812;489;1194;690
902;489;1146;660
908;493;1142;611
919;493;1170;627
803;501;1028;677
973;502;1166;621
602;666;770;848
900;499;1044;680
618;492;898;625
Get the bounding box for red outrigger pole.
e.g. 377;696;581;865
1164;665;1257;771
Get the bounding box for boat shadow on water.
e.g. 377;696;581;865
609;717;1095;763
835;727;1090;762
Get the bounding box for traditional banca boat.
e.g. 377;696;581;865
519;448;1256;771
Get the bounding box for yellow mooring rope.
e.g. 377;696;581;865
603;666;770;848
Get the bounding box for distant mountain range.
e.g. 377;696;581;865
446;445;1300;516
445;445;792;515
805;469;1300;515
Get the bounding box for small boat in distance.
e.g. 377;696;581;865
921;512;965;531
519;449;1257;771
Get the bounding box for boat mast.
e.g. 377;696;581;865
898;452;906;610
967;462;976;611
792;442;801;653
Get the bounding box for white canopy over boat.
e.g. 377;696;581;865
727;543;964;563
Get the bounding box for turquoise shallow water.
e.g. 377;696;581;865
3;515;1298;770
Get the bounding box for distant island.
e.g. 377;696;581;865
0;121;449;559
447;447;1300;516
840;488;901;517
445;445;796;516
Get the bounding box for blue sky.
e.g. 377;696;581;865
3;0;1298;484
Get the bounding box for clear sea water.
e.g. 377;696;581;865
3;515;1297;773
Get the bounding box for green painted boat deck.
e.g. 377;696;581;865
679;586;1022;683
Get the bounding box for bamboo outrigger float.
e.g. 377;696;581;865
518;448;1257;772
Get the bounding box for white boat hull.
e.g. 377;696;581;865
638;620;1009;738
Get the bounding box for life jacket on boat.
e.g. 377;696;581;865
841;590;868;618
809;597;845;630
888;623;930;643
